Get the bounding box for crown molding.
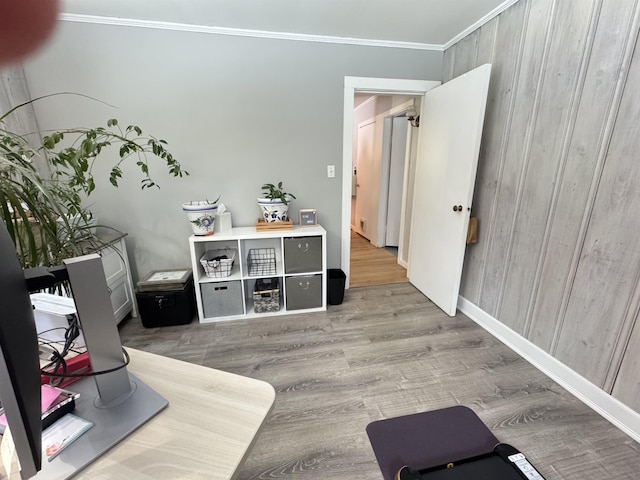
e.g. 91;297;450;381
444;0;520;50
60;1;519;53
59;13;444;51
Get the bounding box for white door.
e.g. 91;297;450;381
355;120;376;239
408;64;491;316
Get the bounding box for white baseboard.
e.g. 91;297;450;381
458;296;640;443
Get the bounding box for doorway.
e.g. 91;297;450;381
349;95;416;287
341;77;441;288
342;67;491;315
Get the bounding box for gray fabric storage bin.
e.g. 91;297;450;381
285;274;323;310
201;280;243;318
284;236;322;274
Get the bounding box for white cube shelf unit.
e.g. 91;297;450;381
188;225;327;323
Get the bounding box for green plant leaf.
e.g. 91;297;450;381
2;95;189;269
43;136;56;149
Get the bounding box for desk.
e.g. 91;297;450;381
78;349;275;479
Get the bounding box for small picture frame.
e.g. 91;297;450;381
299;209;318;227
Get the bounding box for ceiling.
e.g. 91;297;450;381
60;0;516;49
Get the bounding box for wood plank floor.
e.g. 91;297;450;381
350;230;408;287
118;283;640;479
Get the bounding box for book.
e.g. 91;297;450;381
0;384;74;434
42;413;93;461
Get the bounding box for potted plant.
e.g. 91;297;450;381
1;96;188;272
257;182;296;222
182;196;221;236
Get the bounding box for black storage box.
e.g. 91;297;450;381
136;269;196;328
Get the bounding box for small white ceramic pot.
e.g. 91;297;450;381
257;198;290;222
182;201;218;235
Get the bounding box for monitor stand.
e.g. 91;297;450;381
34;373;167;480
34;253;168;479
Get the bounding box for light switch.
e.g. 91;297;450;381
327;165;335;178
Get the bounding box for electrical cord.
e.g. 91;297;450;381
42;348;130;378
37;326;84;355
39;314;130;379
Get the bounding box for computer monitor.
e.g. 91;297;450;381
0;222;42;478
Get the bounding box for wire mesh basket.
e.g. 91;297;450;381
247;248;276;276
200;249;236;278
253;277;280;313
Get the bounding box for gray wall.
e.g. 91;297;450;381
448;0;640;412
17;20;442;281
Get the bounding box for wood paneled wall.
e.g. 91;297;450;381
0;67;47;174
445;0;640;412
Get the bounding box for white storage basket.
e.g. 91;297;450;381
200;249;236;278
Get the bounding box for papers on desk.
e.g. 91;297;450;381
0;387;93;473
42;413;93;461
0;413;92;477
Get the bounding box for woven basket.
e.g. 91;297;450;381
253;278;280;313
200;249;236;278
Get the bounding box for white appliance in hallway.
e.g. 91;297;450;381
381;115;409;248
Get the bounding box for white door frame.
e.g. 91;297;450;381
342;77;440;287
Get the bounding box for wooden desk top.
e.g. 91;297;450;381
79;349;275;479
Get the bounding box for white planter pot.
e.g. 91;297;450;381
182;202;218;235
257;198;290;222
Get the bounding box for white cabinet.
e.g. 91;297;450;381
94;230;136;324
189;226;326;323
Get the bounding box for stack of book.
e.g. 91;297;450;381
0;384;93;462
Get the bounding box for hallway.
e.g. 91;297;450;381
349;230;408;287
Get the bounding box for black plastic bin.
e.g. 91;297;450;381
327;268;346;305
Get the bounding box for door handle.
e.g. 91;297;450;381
452;205;463;212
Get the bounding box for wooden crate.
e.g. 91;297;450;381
255;219;293;231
